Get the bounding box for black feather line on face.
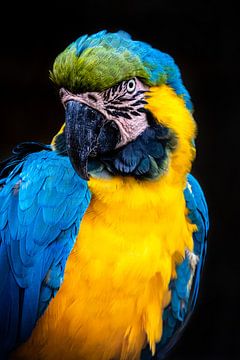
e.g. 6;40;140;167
54;111;177;180
88;111;177;180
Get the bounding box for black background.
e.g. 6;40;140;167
0;1;239;359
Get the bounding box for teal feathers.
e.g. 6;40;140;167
50;30;192;110
0;147;91;355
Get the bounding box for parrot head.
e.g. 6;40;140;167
51;30;196;181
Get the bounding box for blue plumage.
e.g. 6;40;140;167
0;148;91;356
62;30;192;110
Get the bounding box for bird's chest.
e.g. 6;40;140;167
47;209;169;360
14;181;194;360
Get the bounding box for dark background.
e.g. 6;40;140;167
0;1;239;359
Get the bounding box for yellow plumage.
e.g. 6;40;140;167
13;85;197;360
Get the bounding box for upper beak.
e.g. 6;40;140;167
65;100;120;180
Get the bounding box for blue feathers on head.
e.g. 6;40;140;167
55;30;192;110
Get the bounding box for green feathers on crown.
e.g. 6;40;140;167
50;30;192;110
50;31;150;93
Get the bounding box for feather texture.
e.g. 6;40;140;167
0;148;91;356
151;174;209;359
50;31;192;110
12;83;201;360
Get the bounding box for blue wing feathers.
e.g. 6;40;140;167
0;148;91;355
0;246;11;296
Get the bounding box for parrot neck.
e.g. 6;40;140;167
146;85;196;178
88;167;187;217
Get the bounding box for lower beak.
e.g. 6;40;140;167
65;101;120;180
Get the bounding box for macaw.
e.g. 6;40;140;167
0;30;209;360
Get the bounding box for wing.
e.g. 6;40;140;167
141;174;209;360
0;144;91;356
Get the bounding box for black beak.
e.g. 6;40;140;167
65;101;120;180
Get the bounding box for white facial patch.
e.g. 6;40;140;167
60;78;149;148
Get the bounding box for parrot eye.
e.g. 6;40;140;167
126;79;136;93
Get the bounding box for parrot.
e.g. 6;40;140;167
0;30;209;360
